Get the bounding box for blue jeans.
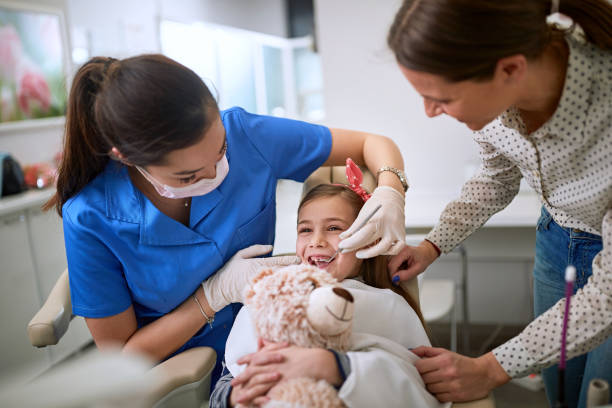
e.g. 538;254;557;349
533;207;612;408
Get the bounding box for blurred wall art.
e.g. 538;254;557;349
0;2;69;125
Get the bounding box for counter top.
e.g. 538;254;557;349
0;188;55;217
405;191;541;228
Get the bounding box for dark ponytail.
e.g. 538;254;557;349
44;54;219;216
558;0;612;49
388;0;612;82
43;57;112;216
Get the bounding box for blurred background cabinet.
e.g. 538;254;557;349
0;190;91;380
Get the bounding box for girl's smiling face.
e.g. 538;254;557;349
296;195;363;281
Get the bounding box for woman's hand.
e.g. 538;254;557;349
339;186;406;258
388;241;439;282
202;245;300;311
412;347;511;402
231;345;341;406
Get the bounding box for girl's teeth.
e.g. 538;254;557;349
309;256;332;268
314;259;330;268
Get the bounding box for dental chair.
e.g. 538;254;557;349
304;165;495;408
27;269;216;408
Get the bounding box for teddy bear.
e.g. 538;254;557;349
243;263;356;408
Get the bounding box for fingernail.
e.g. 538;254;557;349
392;275;400;285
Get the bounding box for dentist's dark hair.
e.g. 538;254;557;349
45;54;219;216
298;184;426;327
388;0;612;82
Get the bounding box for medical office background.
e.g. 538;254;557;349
0;0;542;380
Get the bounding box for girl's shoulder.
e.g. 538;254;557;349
340;278;374;291
341;278;403;299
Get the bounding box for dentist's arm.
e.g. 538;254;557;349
326;129;407;258
324;129;405;195
87;246;299;361
86;285;213;361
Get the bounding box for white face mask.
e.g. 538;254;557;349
136;155;229;199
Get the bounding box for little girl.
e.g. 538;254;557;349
211;162;446;408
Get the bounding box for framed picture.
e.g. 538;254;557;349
0;1;70;128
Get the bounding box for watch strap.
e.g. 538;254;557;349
377;166;409;192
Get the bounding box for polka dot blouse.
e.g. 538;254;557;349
425;32;612;378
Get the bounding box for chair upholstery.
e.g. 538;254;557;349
28;269;71;347
27;269;216;408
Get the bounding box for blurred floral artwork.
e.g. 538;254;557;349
0;5;67;124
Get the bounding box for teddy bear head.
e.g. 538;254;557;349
245;264;354;352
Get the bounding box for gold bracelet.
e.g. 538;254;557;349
193;295;214;329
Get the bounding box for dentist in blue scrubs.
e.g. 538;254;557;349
45;54;408;385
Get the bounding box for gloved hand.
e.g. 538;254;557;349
202;244;300;312
338;186;406;258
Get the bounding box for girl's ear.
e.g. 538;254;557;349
257;337;265;350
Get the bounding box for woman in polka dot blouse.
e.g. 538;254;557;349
387;1;611;407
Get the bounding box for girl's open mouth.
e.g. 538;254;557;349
308;255;334;269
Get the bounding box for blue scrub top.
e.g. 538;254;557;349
63;107;331;361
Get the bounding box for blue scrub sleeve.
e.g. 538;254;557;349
63;210;133;318
233;108;332;182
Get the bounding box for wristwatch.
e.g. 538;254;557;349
377;166;409;192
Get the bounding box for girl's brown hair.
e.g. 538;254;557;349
44;54;219;216
298;184;426;327
388;0;612;82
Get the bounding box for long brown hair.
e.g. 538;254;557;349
298;184;426;327
388;0;612;82
44;54;219;215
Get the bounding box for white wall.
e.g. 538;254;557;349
314;0;479;197
159;0;287;37
67;0;288;57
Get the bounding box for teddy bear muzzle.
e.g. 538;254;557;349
306;286;354;336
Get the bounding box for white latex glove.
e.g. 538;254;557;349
338;186;406;258
202;244;300;311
